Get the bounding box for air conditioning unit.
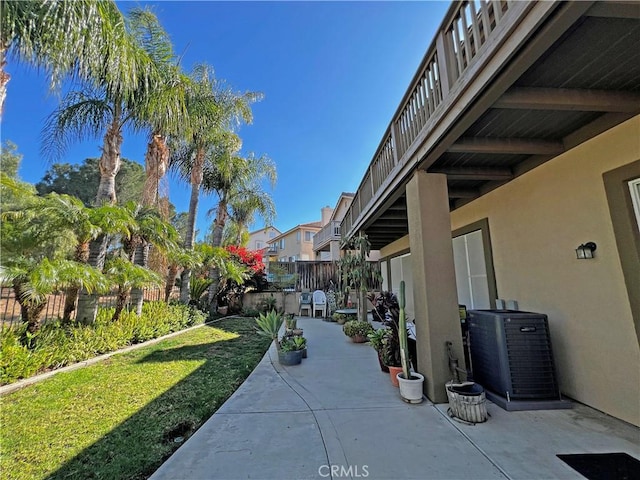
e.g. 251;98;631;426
467;310;570;410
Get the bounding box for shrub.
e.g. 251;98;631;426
0;302;207;385
342;320;374;338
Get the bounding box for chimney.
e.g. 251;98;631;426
321;206;333;226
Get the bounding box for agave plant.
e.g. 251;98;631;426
255;310;283;350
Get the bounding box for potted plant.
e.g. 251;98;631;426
279;337;304;365
332;312;348;325
367;327;390;372
396;281;424;403
342;320;374;343
292;335;307;358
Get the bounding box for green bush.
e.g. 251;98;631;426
342;320;374;338
0;301;207;385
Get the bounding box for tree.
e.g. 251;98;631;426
104;256;162;322
41;7;176;323
169;64;259;304
35;158;145;206
338;233;381;323
0;174;107;332
204;151;276;309
119;202;180;315
1;0;126;118
0;140;21;178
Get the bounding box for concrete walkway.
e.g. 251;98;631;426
151;317;640;480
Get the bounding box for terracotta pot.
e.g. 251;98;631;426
388;365;403;387
350;334;368;343
217;306;228;315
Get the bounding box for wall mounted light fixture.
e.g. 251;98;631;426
576;242;597;259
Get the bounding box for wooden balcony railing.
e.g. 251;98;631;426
341;0;514;238
313;220;342;251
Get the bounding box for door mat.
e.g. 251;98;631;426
557;452;640;480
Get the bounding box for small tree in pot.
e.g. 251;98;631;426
397;281;424;403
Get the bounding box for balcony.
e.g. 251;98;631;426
341;0;640;249
312;220;342;252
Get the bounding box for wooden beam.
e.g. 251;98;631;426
448;137;564;155
585;2;640;19
448;188;480;199
494;87;640;112
430;166;513;181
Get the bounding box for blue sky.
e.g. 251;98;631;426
2;0;449;238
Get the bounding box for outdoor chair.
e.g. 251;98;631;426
312;290;327;318
299;291;313;317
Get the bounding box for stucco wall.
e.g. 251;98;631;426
450;116;640;426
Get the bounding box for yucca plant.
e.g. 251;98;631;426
255;310;283;350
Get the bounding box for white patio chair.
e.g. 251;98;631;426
312;290;327;318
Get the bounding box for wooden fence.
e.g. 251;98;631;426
0;286;178;329
267;261;382;292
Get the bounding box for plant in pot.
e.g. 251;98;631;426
255;310;301;366
367;327;390;372
396;281;424;403
332;312;348;325
279;336;304;365
292;335;307;358
342;320;374;343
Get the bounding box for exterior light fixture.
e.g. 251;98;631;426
576;242;597;259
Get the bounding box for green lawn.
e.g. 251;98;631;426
0;316;271;480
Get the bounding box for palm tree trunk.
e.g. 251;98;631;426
13;280;46;335
62;241;90;323
112;288;129;322
130;242;150;316
207;202;228;309
165;263;179;301
0;51;10;121
75;235;109;324
180;149;204;304
142;133;169;206
77;114;122;323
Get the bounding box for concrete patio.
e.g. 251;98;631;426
151;316;639;480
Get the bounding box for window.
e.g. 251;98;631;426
628;178;640;234
304;231;314;242
296;231;301;243
255;241;263;250
279;239;285;249
269;231;276;238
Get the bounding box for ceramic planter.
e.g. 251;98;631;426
278;350;303;366
397;372;425;403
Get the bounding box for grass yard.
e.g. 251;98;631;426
0;316;271;480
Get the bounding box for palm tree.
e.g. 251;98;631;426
32;192;136;322
223;192;276;246
0;0;125;118
169;64;260;304
119;202;180;315
104;256;161;322
0;174;107;332
204;152;277;308
42;7;176;323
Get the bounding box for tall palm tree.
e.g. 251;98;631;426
169;64;260;304
204;152;277;308
224;192;276;246
0;0;125;118
42;7;175;323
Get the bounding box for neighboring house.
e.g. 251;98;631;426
340;1;640;426
313;193;381;261
247;226;280;264
267;221;322;262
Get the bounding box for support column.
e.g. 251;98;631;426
406;171;465;403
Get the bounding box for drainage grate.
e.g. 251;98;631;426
557;452;640;480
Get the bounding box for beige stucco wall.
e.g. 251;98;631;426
271;228;319;261
450;116;640;426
